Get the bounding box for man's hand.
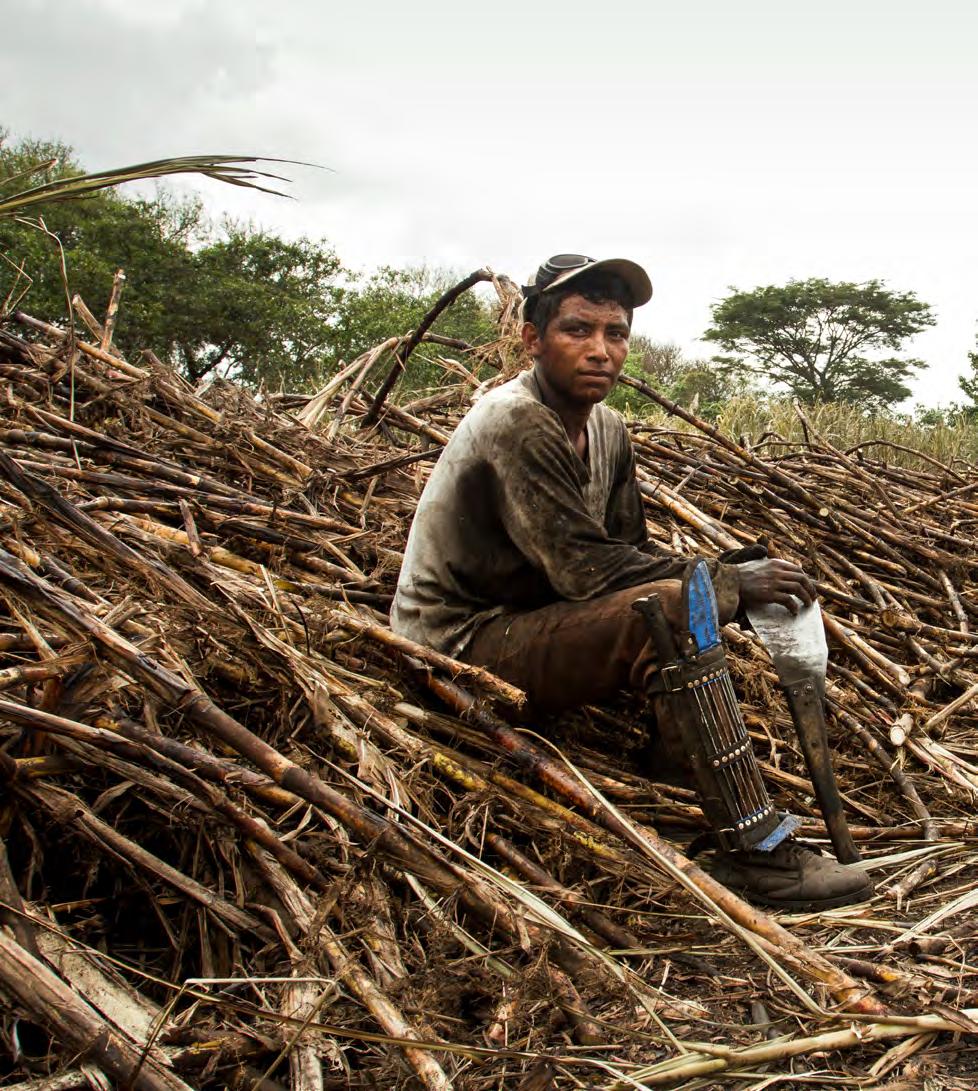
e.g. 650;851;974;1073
737;558;816;615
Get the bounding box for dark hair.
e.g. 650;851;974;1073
525;271;634;335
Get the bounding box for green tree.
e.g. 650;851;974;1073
333;265;497;392
0;134;195;332
957;331;978;415
1;131;501;394
186;227;344;386
608;337;739;420
703;278;934;410
1;132;345;389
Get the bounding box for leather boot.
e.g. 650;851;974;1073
649;700;873;910
708;840;874;911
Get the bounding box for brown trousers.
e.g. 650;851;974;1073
463;577;739;782
463;579;688;714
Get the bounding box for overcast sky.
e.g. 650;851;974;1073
5;0;977;405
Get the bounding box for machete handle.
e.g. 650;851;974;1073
632;594;679;665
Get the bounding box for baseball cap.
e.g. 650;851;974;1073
521;254;653;314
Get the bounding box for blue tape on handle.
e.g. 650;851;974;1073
687;560;721;654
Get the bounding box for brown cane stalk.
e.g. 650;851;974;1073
361;269;493;427
0;928;195;1091
0;547;551;950
19;781;271;939
486;833;640;950
0;698;330;891
417;670;887;1016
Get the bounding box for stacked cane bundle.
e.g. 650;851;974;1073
1;295;978;1090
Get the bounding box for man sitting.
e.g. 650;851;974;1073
392;253;872;910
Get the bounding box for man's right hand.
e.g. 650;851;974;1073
737;558;816;615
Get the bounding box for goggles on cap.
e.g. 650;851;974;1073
521;253;596;299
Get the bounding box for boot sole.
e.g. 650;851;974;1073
722;878;875;912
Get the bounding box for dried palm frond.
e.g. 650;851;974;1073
0;153;301;219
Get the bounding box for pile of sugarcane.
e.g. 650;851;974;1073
2;284;978;1091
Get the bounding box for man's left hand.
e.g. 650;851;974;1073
737;558;816;615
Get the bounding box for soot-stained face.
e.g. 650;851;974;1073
522;294;631;410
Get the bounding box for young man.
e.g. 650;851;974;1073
392;254;872;909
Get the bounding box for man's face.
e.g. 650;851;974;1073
522;294;631;407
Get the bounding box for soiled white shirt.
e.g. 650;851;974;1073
391;368;730;656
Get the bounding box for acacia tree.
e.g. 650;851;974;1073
703;278;934;410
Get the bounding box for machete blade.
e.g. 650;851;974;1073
742;577;827;689
741;564;861;864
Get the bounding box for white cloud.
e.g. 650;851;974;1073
4;0;977;403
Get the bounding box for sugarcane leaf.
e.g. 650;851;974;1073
0;154;315;219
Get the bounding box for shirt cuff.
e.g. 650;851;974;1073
708;561;741;624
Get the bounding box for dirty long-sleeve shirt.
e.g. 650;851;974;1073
390;368;739;656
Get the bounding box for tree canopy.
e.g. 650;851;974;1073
0;133;350;389
703;278;934;410
956;331;978;416
609;337;739;421
0;132;497;392
184;228;345;387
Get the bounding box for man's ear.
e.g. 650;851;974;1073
521;320;541;357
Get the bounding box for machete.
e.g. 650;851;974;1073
743;572;861;865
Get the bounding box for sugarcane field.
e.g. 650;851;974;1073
0;254;978;1090
3;8;978;1083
